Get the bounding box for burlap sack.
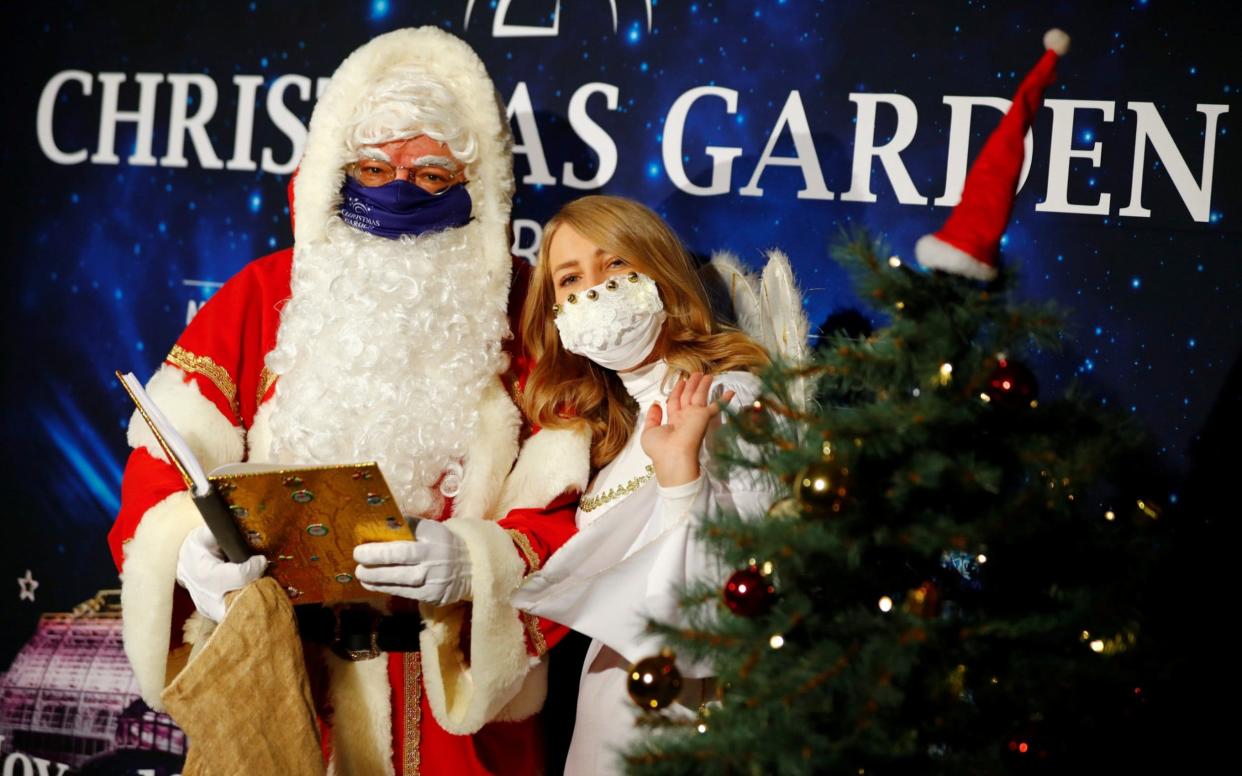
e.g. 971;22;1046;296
161;577;325;776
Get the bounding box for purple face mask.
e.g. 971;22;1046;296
338;176;472;239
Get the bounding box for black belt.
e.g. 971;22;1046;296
296;604;422;661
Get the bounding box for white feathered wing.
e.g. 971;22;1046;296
706;249;812;411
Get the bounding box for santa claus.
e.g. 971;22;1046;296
108;27;590;776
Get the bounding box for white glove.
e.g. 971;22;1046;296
175;525;268;622
353;519;473;606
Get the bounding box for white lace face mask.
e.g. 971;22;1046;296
553;271;667;371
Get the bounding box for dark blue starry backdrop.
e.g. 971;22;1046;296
1;1;1236;661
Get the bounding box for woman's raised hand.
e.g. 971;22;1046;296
641;372;735;488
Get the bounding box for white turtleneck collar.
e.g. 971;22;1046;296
617;359;673;409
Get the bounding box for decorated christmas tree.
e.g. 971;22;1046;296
624;30;1174;774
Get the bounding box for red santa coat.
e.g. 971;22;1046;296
107;245;588;775
107;26;594;776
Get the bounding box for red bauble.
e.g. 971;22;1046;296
983;358;1038;410
723;566;776;617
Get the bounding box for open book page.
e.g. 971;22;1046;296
118;371;211;496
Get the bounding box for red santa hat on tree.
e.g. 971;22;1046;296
915;28;1071;281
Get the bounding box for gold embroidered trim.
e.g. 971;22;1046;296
579;465;655;513
166;344;239;419
521;611;547;657
506;529;541;575
256;366;277;407
505;375;534;442
404;652;422;776
506;375;524;404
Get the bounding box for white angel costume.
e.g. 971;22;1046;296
511;251;810;774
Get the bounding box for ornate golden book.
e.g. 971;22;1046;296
118;371;412;605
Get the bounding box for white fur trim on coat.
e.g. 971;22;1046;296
293;27;515;308
120;365;245;709
181;611;217;660
492;657;548;723
419;518;529;735
127;363;246;473
451;378;522;523
323;649;394;776
494;426;593;516
245;399;276;464
120;490;204;710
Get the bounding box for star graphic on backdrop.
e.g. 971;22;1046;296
17;569;38;602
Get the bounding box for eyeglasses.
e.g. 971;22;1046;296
348;159;463;194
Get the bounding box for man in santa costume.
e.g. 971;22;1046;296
108;27;590;775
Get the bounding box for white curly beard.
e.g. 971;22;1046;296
264;217;509;517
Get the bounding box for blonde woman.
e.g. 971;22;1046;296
509;196;782;773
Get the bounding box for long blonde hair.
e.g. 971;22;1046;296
521;195;769;468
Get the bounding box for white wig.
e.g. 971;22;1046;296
344;66;480;167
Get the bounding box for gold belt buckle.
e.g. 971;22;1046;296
343;630;381;661
332;605;383;661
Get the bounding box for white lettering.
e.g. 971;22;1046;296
740;90;833;200
161;74;224;169
1036;99;1114;216
90;72;163;166
562;82;620;189
260;74;311;175
511;218;543;264
506;82;557;185
3;752;32;776
663;86;743;197
841;93;926;204
36;70;93;165
226;74;265;171
1119;102;1229;223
